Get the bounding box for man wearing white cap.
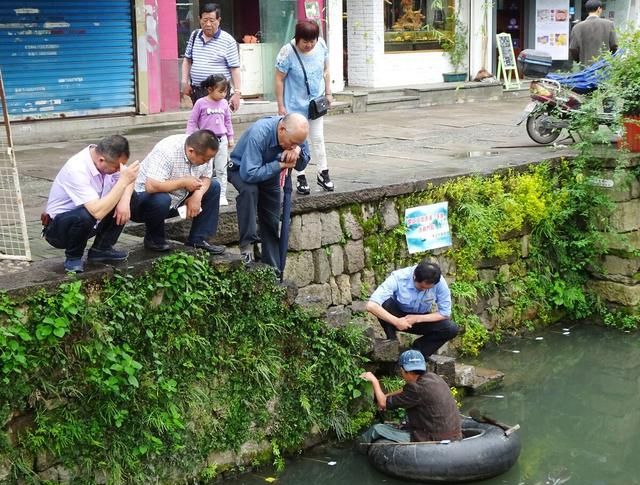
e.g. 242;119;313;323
361;350;462;443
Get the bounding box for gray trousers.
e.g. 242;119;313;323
228;169;281;269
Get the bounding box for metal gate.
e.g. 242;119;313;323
0;1;136;120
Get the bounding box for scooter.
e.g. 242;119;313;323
517;57;615;145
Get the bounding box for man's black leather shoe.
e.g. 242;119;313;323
185;240;226;255
144;238;172;252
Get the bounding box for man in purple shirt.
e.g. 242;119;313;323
366;260;458;359
43;135;140;272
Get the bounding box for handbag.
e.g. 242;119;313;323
290;43;328;120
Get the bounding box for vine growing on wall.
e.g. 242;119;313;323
0;253;370;484
356;158;620;355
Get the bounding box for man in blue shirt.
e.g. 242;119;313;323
228;113;310;269
366;261;458;359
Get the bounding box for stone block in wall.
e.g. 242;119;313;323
351;299;369;314
289;213;322;250
344;240;365;273
320;211;343;246
596;170;640;202
312;249;331;284
428;355;456;386
0;458;9;482
336;274;353;305
601;254;640;277
602;230;640;255
38;465;72;483
478;269;497;283
479;310;496;330
327;244;344;276
325;305;353;327
329;277;340;306
381;199;399;230
343;211;364;240
362;269;377;296
434;255;455;278
295;283;333;313
372;338;400;362
350;272;363;300
610;199;640;232
521;234;530;258
498;264;511;281
283;251;314;288
589;280;640;306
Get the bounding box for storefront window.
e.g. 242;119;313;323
384;0;455;52
177;2;196;57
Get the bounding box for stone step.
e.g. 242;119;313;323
366;95;421;112
455;363;505;394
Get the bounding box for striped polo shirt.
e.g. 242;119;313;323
185;28;240;85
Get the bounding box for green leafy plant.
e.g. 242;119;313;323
441;6;468;73
1;254;369;483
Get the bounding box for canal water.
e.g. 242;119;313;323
226;324;640;484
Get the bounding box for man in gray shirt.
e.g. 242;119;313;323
569;0;617;66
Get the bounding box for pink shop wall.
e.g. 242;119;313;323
144;0;180;113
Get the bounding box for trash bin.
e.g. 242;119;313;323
517;49;553;78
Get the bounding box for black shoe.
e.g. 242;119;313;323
144;238;171;252
317;170;334;191
87;246;129;262
185;240;226;255
296;175;311;195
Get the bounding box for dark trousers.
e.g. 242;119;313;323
130;180;221;244
378;298;459;359
228;170;281;269
44;206;124;259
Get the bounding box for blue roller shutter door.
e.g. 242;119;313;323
0;1;135;120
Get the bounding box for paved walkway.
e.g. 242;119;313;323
4;96;573;278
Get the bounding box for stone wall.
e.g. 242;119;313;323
589;157;640;307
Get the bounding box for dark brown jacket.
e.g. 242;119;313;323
386;372;462;442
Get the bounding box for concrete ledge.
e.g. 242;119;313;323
0;245;243;297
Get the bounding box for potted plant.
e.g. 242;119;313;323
607;30;640;152
441;7;469;82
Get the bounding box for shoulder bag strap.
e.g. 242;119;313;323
290;41;311;96
188;29;199;61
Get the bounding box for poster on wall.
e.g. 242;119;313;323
404;202;452;254
535;0;570;60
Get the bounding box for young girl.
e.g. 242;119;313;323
187;74;235;206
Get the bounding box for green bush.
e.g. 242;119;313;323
0;255;369;483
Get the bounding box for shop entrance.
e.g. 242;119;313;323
496;0;525;57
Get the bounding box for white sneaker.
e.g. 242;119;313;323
219;197;229;206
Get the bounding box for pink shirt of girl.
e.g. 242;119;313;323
186;97;234;139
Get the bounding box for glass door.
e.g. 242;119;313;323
259;0;298;100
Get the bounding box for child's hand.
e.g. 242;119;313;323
228;139;235;149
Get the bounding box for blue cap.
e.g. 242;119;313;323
399;350;426;372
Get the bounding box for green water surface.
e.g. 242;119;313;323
227;324;640;484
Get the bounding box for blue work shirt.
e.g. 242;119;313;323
369;265;452;317
230;116;310;184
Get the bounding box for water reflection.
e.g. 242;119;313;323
225;325;640;484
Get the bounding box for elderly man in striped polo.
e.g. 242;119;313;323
181;3;243;111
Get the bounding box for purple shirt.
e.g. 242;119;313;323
45;145;120;219
186;97;234;139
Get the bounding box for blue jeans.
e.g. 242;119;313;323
130;180;221;244
44;206;124;259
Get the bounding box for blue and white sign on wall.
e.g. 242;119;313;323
405;202;452;254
